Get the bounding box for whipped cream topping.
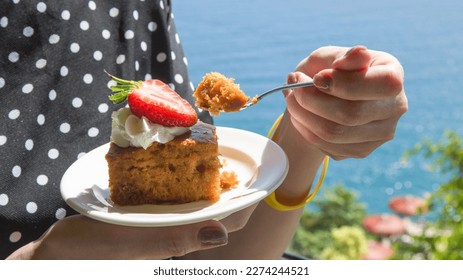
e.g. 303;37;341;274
110;107;189;149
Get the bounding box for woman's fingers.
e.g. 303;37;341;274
32;215;229;259
331;45;372;71
289;115;390;160
288;72;406;126
313;64;404;101
286;91;397;144
300;46;404;101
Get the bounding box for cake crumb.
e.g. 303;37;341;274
220;171;239;189
251;95;259;105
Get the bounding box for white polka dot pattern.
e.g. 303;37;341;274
9;232;21;243
8;52;19;63
49;34;60;44
37;114;45;125
60;123;71;133
12;166;21;178
23;26;34;37
0;0;204;259
0;136;7;146
0;194;9;206
98;103;109;113
25;139;34;151
72;97;83;108
0;17;8;28
102;29;111;39
8;109;20;120
70;43;80;53
26;202;38;214
49;90;57;100
55;208;67;220
36;59;47;69
48;149;59;159
36;175;48;186
61;10;71;20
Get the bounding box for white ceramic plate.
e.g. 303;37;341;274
60;127;288;227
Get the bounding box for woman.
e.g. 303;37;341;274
1;0;407;259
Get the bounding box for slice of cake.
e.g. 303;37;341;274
104;74;235;206
106;120;221;205
193;72;250;116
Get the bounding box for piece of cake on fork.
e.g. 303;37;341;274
193;72;251;116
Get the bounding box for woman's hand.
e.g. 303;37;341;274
7;205;256;260
284;46;408;160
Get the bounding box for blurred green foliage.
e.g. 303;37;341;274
289;184;368;259
290;130;463;260
320;226;368;260
393;130;463;260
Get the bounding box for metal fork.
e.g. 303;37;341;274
240;80;315;110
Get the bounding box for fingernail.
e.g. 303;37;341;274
344;47;356;57
198;227;228;246
344;45;367;57
287;72;298;84
313;73;331;91
283;72;298;97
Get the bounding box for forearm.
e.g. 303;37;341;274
183;111;325;259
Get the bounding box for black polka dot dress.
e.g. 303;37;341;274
0;0;210;259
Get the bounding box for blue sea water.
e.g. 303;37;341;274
174;0;463;214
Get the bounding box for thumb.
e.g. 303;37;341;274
331;45;372;71
160;220;228;258
312;46;372;92
283;71;314;98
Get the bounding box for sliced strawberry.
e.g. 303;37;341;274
107;73;198;127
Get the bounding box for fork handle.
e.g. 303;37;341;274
257;80;314;101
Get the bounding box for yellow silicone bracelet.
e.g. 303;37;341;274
264;114;329;211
